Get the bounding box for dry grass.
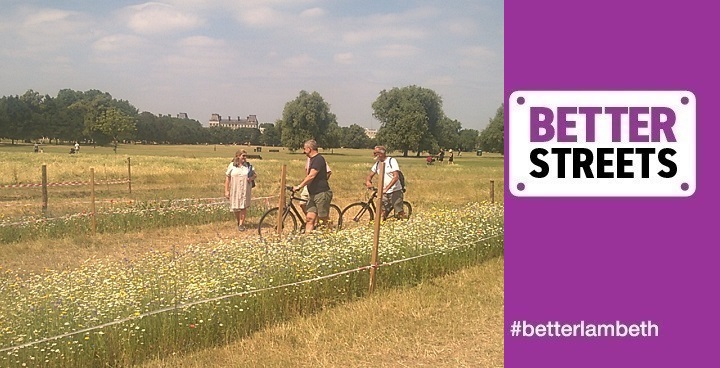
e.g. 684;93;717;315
1;145;504;367
0;222;247;274
1;146;503;273
142;257;504;368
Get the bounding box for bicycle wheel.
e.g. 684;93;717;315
325;204;343;231
341;202;374;230
257;207;298;237
401;201;412;219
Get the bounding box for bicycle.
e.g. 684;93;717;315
257;186;342;237
340;187;412;230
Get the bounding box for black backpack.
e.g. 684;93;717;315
387;158;406;193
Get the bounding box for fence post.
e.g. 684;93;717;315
127;157;132;194
490;180;495;203
41;164;48;215
91;168;97;236
277;164;287;236
369;162;385;294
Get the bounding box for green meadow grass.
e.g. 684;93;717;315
0;143;504;367
0;204;503;367
1;143;503;242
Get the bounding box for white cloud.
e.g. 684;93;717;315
238;6;285;28
446;18;479;37
457;45;495;67
341;6;436;45
425;75;455;86
178;36;226;48
376;44;421;58
334;52;354;64
1;7;95;57
16;8;93;39
125;2;204;34
22;9;75;26
93;34;146;52
343;26;426;45
459;45;495;58
300;7;326;18
283;54;316;68
91;34;149;64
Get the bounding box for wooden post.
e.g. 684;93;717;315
41;164;48;215
369;162;385;294
490;180;495;203
277;164;287;236
127;157;132;194
91;168;97;235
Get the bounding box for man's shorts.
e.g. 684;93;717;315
306;190;333;217
382;190;404;215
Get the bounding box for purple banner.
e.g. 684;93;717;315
505;1;718;367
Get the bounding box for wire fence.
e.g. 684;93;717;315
0;179;129;189
0;195;279;228
0;232;502;353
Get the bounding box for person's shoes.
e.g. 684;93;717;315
238;225;246;231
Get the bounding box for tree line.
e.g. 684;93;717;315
0;87;504;154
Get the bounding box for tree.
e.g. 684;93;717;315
19;90;45;140
93;107;136;149
279;91;338;149
372;85;445;156
260;122;281;146
54;89;87;143
458;128;480;152
0;97;10;140
234;128;262;145
435;117;462;151
136;112;159;143
207;126;235;145
478;104;504;154
71;90;138;146
322;122;343;152
340;124;372;149
0;95;32;144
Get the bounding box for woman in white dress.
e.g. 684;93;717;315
224;150;257;231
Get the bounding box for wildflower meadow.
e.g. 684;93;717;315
0;144;504;367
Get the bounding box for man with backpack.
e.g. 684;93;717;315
365;145;406;220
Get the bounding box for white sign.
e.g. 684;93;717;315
509;91;696;197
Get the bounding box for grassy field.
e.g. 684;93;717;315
0;142;503;210
0;142;503;246
142;258;504;368
0;142;504;367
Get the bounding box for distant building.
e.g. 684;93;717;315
177;113;189;119
364;128;378;139
207;114;259;129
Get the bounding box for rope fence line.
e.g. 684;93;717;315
0;195;279;208
0;195;280;228
0;179;129;189
0;232;503;353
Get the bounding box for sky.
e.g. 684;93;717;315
0;0;503;131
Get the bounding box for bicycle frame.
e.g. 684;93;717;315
281;189;309;227
360;188;387;220
281;187;337;228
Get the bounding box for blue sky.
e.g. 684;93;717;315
0;0;503;130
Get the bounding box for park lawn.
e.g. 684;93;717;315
0;143;504;367
0;143;503;227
